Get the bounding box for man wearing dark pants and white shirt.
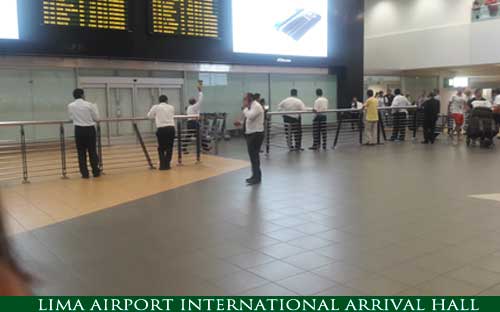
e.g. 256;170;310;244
243;93;265;185
278;89;308;151
68;88;100;179
390;89;411;141
186;85;203;152
310;89;329;150
148;95;176;171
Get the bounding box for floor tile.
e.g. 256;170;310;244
446;265;500;289
247;260;304;281
313;261;375;283
225;251;276;269
345;276;411;296
416;277;483;296
239;283;298;296
212;271;269;295
276;272;337;295
283;251;335;271
259;243;305;259
287;236;332;250
380;263;439;286
265;228;307;242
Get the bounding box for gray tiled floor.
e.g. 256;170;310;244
10;138;500;295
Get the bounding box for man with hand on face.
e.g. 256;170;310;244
242;93;265;186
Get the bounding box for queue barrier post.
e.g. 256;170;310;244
177;121;183;165
59;123;68;179
20;125;29;184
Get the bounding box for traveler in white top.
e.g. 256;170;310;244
493;88;500;130
449;87;467;137
148;94;176;171
390;89;411;141
278;89;309;151
67;88;101;179
243;93;265;185
186;85;204;152
310;88;329;151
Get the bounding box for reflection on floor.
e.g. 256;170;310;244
7;139;500;296
1;154;249;235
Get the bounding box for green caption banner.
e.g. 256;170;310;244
1;297;499;312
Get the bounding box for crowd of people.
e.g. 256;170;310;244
473;0;500;20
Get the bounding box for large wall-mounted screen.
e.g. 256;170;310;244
42;0;129;31
232;0;328;57
151;0;220;38
0;0;19;39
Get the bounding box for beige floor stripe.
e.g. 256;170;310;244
1;155;249;235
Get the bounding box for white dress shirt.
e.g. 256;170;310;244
186;92;203;116
314;97;329;113
243;100;265;134
494;94;500;106
68;99;100;127
147;103;176;128
278;96;309;117
391;95;411;114
352;101;363;110
471;99;492;109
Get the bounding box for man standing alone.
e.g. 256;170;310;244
68;88;100;179
148;95;176;170
363;90;379;145
243;93;265;185
390;89;411;141
422;91;440;144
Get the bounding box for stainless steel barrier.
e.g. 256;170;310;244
0;115;201;183
264;106;438;153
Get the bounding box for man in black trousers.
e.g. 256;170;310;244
243;93;265;185
422;91;440;144
68;88;100;179
148;95;176;170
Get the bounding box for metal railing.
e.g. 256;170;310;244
0;115;202;184
264;107;450;153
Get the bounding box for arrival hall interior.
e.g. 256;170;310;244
2;0;500;296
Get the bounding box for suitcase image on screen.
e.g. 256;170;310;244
275;9;322;41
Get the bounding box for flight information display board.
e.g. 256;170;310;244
42;0;128;31
151;0;219;38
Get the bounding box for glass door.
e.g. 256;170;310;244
109;87;134;137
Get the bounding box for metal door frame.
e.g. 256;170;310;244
79;77;184;142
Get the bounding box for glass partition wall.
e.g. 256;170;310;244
0;67;337;142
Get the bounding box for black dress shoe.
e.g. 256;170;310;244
81;175;90;179
246;177;254;183
309;146;319;150
246;178;261;185
421;141;429;144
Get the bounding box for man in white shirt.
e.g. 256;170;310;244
350;97;364;130
185;85;204;152
493;88;500;131
449;88;467;137
186;85;203;116
390;89;411;141
148;94;176;171
310;89;329;150
243;93;265;185
278;89;308;151
68;88;100;179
